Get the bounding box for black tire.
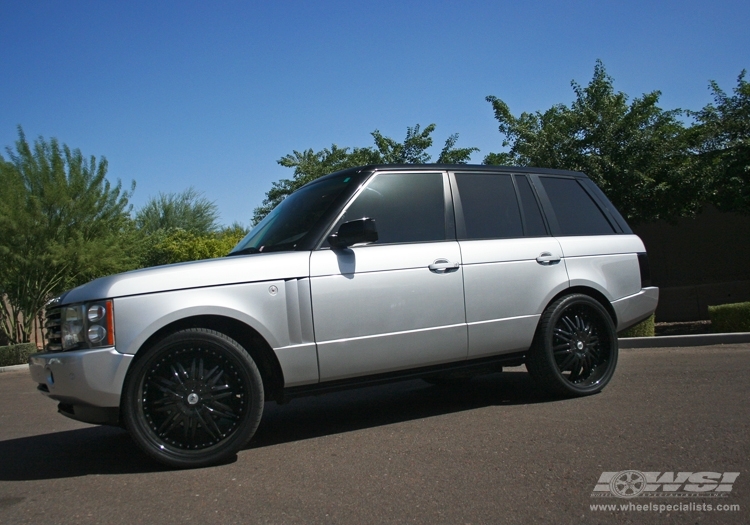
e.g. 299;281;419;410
526;294;618;397
122;328;264;468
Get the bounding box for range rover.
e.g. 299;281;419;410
30;164;658;468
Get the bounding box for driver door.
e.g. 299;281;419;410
309;171;468;381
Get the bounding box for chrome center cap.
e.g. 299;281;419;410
187;393;200;405
576;341;585;351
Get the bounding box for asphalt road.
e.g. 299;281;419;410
0;345;748;525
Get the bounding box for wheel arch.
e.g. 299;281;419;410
546;286;617;328
125;315;285;403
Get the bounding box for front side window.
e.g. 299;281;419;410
230;173;355;254
335;172;446;244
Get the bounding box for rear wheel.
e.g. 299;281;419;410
526;294;617;397
122;328;264;468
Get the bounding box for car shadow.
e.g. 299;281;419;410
248;369;562;449
0;369;563;480
0;425;167;481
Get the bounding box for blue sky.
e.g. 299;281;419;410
2;0;748;226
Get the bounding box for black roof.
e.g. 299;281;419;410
323;163;588;179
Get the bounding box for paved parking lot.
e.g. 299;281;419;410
1;345;748;524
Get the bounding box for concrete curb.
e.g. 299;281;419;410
0;364;29;373
619;332;750;348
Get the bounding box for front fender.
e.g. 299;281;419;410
113;280;293;356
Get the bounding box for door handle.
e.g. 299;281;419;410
536;252;561;265
429;259;460;273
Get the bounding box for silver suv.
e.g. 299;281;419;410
30;165;658;468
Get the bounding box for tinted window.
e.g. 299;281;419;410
230;173;354;254
539;177;616;236
339;172;446;244
514;175;547;237
455;173;523;239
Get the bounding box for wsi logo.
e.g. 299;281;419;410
591;471;740;498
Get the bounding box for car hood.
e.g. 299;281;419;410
60;251;311;304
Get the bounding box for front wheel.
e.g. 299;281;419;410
122;328;264;468
526;294;618;397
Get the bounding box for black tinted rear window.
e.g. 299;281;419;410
455;173;523;239
539;177;616;236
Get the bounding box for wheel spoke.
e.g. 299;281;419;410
557;353;577;372
184;412;195;444
207;370;225;387
157;410;183;436
170;364;187;386
582;354;593;374
205;400;239;419
203;390;234;403
197;408;223;441
152;398;181;412
153;382;182;400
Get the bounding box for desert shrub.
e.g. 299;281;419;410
0;343;37;367
619;314;655;338
708;302;750;333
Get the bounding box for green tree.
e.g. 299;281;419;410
253;124;478;224
135;187;219;235
690;70;750;214
484;61;699;223
0;128;136;344
141;226;248;267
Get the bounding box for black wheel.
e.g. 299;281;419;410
526;294;617;397
122;329;264;468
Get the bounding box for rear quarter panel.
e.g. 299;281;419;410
557;234;645;301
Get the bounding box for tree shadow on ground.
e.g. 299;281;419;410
0;369;564;480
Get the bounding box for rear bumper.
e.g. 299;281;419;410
612;286;659;331
29;347;132;410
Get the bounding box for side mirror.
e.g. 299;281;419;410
328;218;378;249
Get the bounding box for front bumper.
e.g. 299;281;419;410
29;347;133;411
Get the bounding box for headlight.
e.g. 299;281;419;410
60;300;115;351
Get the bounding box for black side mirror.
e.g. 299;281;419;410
328;218;378;249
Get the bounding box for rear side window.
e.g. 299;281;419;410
455;173;523;239
539;177;616;236
338;172;446;244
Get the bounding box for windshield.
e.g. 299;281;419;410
229;173;356;255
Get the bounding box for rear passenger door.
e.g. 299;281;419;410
452;172;569;358
310;171;467;381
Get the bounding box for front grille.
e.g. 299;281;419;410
44;307;63;352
